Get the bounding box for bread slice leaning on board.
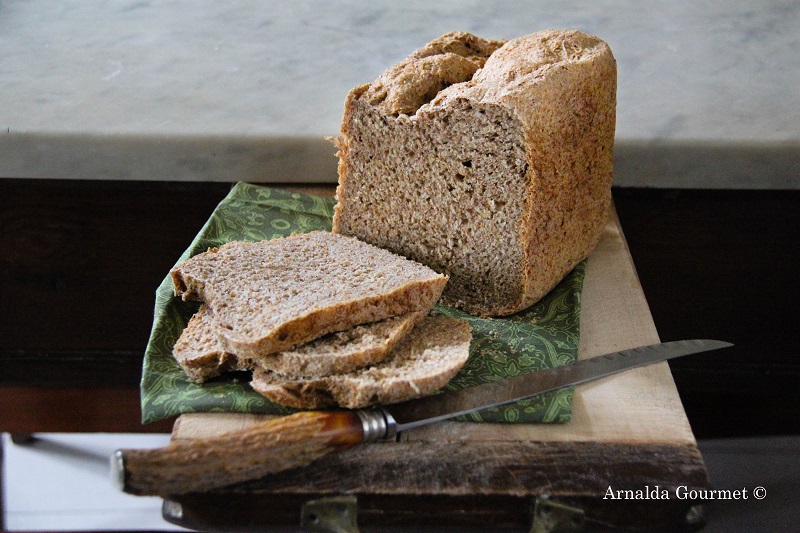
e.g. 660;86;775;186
332;29;616;317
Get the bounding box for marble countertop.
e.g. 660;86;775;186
2;0;798;187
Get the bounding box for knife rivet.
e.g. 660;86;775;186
163;500;183;520
301;495;358;533
110;449;126;491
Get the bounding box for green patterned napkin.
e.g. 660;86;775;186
141;182;585;424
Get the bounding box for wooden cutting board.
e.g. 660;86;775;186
161;203;710;532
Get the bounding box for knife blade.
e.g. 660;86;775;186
113;339;731;495
389;338;732;432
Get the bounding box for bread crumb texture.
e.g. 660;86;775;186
170;231;447;358
333;29;616;317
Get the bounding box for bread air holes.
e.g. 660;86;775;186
281;385;306;402
371;87;388;105
314;388;336;405
422;83;445;107
462;159;472;168
490;199;507;212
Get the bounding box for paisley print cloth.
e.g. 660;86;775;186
140;182;585;424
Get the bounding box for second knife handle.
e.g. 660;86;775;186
114;410;377;496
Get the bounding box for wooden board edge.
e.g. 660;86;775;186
163;438;709;531
165;439;709;496
164;492;706;532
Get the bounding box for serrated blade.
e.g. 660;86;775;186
388;339;732;432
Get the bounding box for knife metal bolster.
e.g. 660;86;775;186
356;407;398;441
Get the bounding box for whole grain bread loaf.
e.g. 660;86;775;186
250;316;472;409
170;231;448;358
332;30;616;316
172;305;427;382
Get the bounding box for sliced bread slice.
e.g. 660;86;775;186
257;310;427;377
250;316;472;409
170;231;448;359
171;304;244;382
172;305;427;382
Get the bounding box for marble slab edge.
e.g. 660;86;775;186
1;132;797;188
0;132;340;184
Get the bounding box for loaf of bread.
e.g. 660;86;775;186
170;231;448;359
332;30;616;316
172;304;427;382
250;316;472;409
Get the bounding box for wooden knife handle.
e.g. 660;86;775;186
114;410;373;496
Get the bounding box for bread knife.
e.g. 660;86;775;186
113;338;731;495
